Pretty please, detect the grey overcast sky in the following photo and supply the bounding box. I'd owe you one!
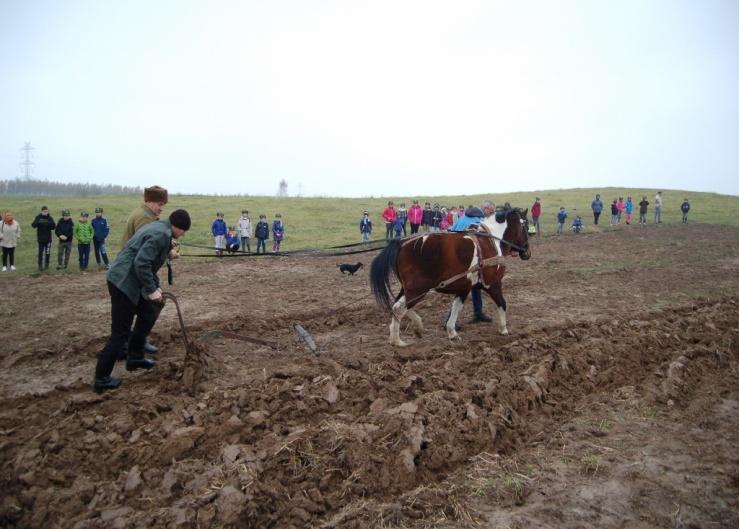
[1,0,738,197]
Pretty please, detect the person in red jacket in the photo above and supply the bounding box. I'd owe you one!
[407,200,423,234]
[382,201,397,239]
[531,197,542,236]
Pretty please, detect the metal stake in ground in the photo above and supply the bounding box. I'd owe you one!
[293,321,320,355]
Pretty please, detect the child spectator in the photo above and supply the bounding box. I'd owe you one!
[55,209,74,270]
[397,203,408,236]
[531,197,542,235]
[211,212,227,256]
[237,209,251,253]
[610,200,619,225]
[225,226,240,253]
[639,196,649,225]
[571,215,584,233]
[654,191,663,223]
[254,214,269,254]
[616,197,625,223]
[556,207,568,234]
[0,210,20,272]
[73,211,94,271]
[408,200,423,234]
[439,207,450,231]
[450,206,459,224]
[681,198,690,223]
[591,194,604,225]
[91,207,111,270]
[430,204,443,232]
[272,213,284,252]
[393,215,404,238]
[382,201,397,239]
[360,211,372,242]
[421,202,433,232]
[31,205,56,271]
[624,197,634,225]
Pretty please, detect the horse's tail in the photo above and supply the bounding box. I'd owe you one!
[369,239,401,311]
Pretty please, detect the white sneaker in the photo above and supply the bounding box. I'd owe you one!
[10,265,16,271]
[1,266,6,272]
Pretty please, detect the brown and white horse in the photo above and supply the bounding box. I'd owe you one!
[370,208,531,346]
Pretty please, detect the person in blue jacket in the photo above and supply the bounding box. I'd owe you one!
[557,207,568,234]
[225,226,240,253]
[211,212,227,256]
[91,207,111,270]
[447,200,496,325]
[591,194,604,225]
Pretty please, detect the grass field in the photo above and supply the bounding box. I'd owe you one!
[1,187,737,276]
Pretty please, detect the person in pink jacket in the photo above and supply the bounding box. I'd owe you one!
[407,199,423,234]
[616,197,625,224]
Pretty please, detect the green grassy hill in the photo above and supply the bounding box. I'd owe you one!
[1,188,737,276]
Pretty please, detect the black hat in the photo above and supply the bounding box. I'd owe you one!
[169,209,191,231]
[465,206,484,217]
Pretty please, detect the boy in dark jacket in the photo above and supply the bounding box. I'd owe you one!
[272,213,285,252]
[211,212,227,256]
[556,207,568,234]
[55,209,74,270]
[31,205,56,271]
[254,214,269,254]
[359,211,372,242]
[421,202,434,232]
[638,196,649,225]
[91,207,111,270]
[681,198,690,224]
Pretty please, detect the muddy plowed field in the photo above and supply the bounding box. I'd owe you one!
[1,223,738,528]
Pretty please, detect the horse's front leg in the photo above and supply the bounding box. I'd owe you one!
[446,295,466,340]
[486,283,509,335]
[389,295,409,347]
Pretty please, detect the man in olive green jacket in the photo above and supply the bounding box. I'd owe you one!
[94,209,191,393]
[121,185,168,354]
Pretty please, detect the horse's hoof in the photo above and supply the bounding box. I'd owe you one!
[500,330,509,336]
[449,334,462,343]
[390,340,410,348]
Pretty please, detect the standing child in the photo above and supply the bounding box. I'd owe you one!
[359,211,372,242]
[31,205,56,271]
[681,198,690,223]
[211,212,227,256]
[639,196,649,225]
[393,215,404,238]
[254,214,269,254]
[382,201,397,239]
[654,191,663,223]
[531,197,542,236]
[421,202,433,232]
[1,210,21,272]
[616,197,625,223]
[610,200,619,225]
[397,203,408,237]
[556,207,568,234]
[55,209,74,270]
[225,226,240,253]
[624,197,634,225]
[237,209,251,253]
[408,200,423,234]
[272,213,284,252]
[73,211,94,271]
[91,207,111,270]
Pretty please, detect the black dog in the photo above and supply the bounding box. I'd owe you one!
[337,262,364,275]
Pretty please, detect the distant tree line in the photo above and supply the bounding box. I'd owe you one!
[0,179,141,196]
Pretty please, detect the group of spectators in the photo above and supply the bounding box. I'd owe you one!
[361,192,693,242]
[211,210,284,256]
[0,205,112,272]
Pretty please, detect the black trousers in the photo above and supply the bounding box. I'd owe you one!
[593,212,601,225]
[93,239,109,265]
[95,281,160,379]
[37,241,51,269]
[2,247,15,267]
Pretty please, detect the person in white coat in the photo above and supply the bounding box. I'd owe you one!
[237,209,252,253]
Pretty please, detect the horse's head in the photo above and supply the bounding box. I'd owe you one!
[501,207,531,260]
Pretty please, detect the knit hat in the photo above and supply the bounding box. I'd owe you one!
[62,209,71,216]
[95,207,103,213]
[80,211,89,217]
[169,209,191,231]
[144,185,168,204]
